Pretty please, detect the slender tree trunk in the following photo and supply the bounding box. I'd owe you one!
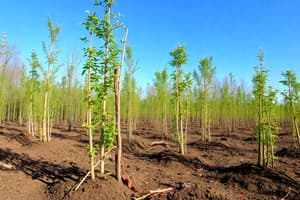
[208,112,211,142]
[270,128,274,168]
[47,90,51,142]
[176,77,180,150]
[184,98,189,153]
[68,84,72,131]
[42,90,48,142]
[179,95,184,155]
[28,89,33,136]
[293,117,300,147]
[127,71,132,141]
[115,28,127,182]
[114,70,121,181]
[87,31,95,180]
[291,103,300,147]
[100,8,111,174]
[100,100,106,174]
[163,97,168,137]
[204,91,208,142]
[258,94,263,167]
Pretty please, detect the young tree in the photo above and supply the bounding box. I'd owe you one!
[264,87,280,167]
[253,53,279,167]
[39,18,61,142]
[114,28,128,182]
[280,70,300,147]
[220,73,236,134]
[194,57,216,142]
[183,73,193,152]
[170,45,188,155]
[124,46,138,142]
[0,33,11,122]
[153,68,170,137]
[82,30,96,180]
[66,53,76,131]
[0,33,12,71]
[26,50,41,136]
[253,53,267,167]
[82,0,126,181]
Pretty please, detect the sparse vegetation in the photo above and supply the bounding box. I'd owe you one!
[0,1,299,200]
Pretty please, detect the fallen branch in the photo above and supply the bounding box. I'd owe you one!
[280,190,290,200]
[73,147,115,191]
[132,187,174,200]
[280,187,299,200]
[122,174,140,193]
[74,159,101,191]
[150,140,174,147]
[0,161,13,169]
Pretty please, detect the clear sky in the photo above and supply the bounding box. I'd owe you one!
[1,0,300,93]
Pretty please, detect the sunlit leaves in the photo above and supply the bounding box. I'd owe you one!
[252,53,279,167]
[280,69,300,147]
[194,56,216,142]
[82,0,124,176]
[169,45,187,68]
[169,45,190,154]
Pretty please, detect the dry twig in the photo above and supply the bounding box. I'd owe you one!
[0,161,13,169]
[132,187,174,200]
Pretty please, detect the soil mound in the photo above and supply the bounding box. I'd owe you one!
[275,147,300,158]
[188,141,238,155]
[122,139,147,154]
[47,177,132,200]
[166,183,232,200]
[10,133,38,146]
[215,163,300,199]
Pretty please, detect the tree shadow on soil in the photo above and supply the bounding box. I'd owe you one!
[51,132,88,144]
[275,147,300,159]
[188,141,246,156]
[0,129,37,146]
[135,149,300,198]
[0,148,85,186]
[0,123,25,133]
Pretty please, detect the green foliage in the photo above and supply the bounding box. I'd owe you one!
[82,0,124,177]
[39,17,61,142]
[28,51,40,80]
[194,56,216,142]
[170,45,190,154]
[198,57,216,82]
[280,70,300,147]
[169,45,187,67]
[152,68,171,136]
[26,50,42,135]
[101,116,117,148]
[252,52,279,167]
[122,46,139,140]
[280,70,300,107]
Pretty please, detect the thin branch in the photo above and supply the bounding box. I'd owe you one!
[132,187,174,200]
[0,161,13,169]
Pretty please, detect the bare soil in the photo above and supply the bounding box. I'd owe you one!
[0,122,299,200]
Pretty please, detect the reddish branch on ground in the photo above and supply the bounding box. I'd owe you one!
[121,174,140,193]
[121,172,175,200]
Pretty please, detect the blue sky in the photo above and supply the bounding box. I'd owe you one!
[1,0,300,93]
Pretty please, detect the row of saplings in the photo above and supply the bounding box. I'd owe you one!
[71,1,300,198]
[4,0,297,198]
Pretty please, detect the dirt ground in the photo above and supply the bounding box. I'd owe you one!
[0,121,299,200]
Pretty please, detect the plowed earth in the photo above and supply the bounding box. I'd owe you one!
[0,122,299,200]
